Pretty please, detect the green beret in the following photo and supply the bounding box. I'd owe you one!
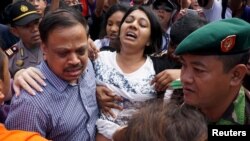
[175,18,250,55]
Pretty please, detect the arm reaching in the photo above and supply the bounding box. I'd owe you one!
[13,67,46,96]
[96,85,123,117]
[151,69,181,92]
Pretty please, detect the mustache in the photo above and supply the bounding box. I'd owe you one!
[64,64,84,72]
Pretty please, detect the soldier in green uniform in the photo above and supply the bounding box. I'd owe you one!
[4,1,42,77]
[175,18,250,125]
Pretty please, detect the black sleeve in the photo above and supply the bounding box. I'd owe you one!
[150,55,181,74]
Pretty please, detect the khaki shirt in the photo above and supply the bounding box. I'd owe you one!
[8,41,43,77]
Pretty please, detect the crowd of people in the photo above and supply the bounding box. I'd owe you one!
[0,0,250,141]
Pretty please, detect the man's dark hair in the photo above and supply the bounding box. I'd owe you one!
[217,51,250,73]
[39,8,88,44]
[170,11,207,45]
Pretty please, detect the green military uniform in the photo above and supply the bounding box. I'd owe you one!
[175,18,250,125]
[8,41,43,77]
[213,87,250,125]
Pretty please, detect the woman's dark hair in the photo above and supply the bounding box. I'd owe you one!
[39,8,88,44]
[99,3,129,39]
[117,5,163,55]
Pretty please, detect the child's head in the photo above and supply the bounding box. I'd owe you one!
[0,48,10,101]
[113,100,207,141]
[99,3,129,41]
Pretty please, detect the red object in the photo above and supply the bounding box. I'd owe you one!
[80,0,88,16]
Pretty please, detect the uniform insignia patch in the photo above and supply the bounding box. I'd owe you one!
[221,35,236,52]
[16,59,24,67]
[4,46,19,58]
[20,5,28,12]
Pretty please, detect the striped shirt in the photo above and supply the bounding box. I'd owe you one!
[5,60,99,141]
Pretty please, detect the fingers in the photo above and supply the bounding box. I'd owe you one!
[155,78,172,91]
[28,68,46,87]
[13,67,46,96]
[14,77,36,96]
[96,85,123,117]
[102,107,115,118]
[0,92,5,104]
[88,38,99,60]
[153,70,176,91]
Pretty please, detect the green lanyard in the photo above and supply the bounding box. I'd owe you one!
[216,87,245,125]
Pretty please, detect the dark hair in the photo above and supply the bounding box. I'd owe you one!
[39,8,88,43]
[113,100,207,141]
[0,48,6,80]
[217,51,250,73]
[99,3,129,39]
[170,11,207,45]
[117,6,163,55]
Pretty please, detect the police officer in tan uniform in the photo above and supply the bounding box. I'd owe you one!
[4,1,42,77]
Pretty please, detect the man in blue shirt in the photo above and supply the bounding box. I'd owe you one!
[5,8,99,141]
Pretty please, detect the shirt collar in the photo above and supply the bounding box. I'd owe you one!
[38,61,78,92]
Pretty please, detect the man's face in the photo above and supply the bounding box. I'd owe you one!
[42,23,88,83]
[27,0,47,15]
[153,8,172,31]
[180,54,232,109]
[12,19,41,48]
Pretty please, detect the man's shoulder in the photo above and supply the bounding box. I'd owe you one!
[14,89,50,107]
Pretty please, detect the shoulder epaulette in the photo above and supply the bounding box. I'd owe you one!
[4,45,19,58]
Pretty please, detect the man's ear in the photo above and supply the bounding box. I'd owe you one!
[41,43,48,60]
[41,43,48,54]
[230,64,247,86]
[10,27,20,37]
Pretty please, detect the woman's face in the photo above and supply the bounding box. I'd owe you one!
[106,11,125,41]
[119,9,151,51]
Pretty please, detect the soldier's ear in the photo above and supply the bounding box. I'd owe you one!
[230,64,247,86]
[10,27,20,37]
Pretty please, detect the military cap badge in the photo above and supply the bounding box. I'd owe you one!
[220,35,236,52]
[20,5,29,12]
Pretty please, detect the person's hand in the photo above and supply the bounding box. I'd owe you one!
[0,92,5,104]
[88,38,99,60]
[151,69,181,92]
[96,85,123,117]
[13,67,46,96]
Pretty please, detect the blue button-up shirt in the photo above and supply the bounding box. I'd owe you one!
[5,60,99,141]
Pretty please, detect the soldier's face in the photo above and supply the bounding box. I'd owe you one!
[42,23,88,83]
[180,55,233,110]
[12,19,41,48]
